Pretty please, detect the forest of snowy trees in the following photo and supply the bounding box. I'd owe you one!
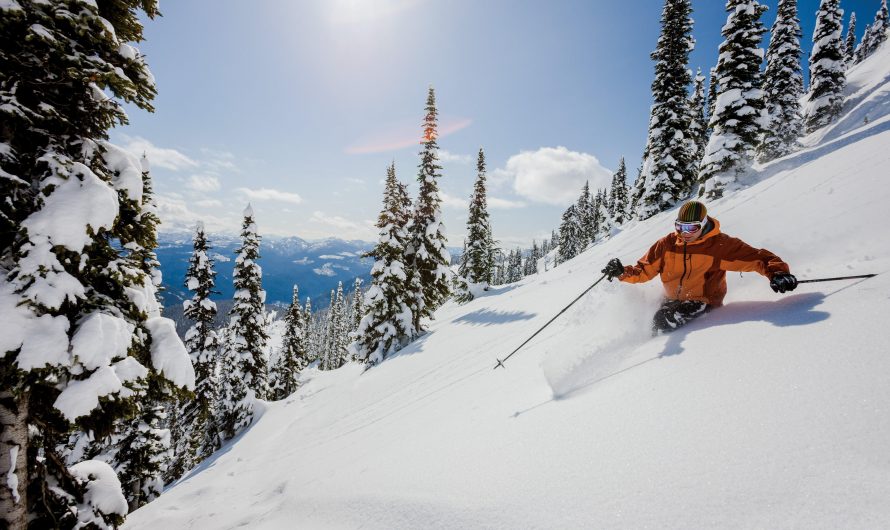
[1,0,888,527]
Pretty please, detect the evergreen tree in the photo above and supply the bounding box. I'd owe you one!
[349,164,415,365]
[855,23,873,63]
[407,86,451,333]
[332,281,348,368]
[524,241,540,276]
[594,189,611,237]
[845,12,858,64]
[689,69,709,172]
[269,285,308,400]
[636,0,696,218]
[804,0,846,133]
[758,0,804,162]
[220,205,269,440]
[706,66,719,139]
[111,404,171,512]
[557,205,583,263]
[698,0,769,199]
[608,158,630,226]
[576,182,594,248]
[868,0,889,54]
[0,1,197,525]
[463,148,494,289]
[350,278,364,334]
[167,222,220,483]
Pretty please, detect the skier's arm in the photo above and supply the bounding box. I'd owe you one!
[717,236,791,278]
[619,238,666,284]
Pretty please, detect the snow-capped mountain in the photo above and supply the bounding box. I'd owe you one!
[126,39,890,530]
[156,233,375,308]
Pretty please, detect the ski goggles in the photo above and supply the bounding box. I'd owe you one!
[674,219,706,233]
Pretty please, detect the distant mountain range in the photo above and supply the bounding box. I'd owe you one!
[156,232,376,310]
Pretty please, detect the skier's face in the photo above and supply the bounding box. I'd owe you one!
[676,223,704,243]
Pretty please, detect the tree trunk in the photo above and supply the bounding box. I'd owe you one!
[0,390,29,529]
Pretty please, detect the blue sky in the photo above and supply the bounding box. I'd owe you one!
[115,0,878,247]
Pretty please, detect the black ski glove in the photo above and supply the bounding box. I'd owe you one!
[770,272,798,293]
[602,258,625,281]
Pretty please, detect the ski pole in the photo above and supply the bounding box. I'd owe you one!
[797,273,876,284]
[494,272,609,370]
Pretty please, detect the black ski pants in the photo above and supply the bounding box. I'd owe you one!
[652,299,710,335]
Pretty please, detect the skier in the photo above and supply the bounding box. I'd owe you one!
[601,200,798,334]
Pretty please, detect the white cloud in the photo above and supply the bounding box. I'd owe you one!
[439,191,468,210]
[438,150,473,164]
[187,174,221,192]
[237,187,303,204]
[154,193,239,234]
[313,263,337,277]
[199,148,239,172]
[195,199,223,208]
[119,135,198,171]
[495,146,613,206]
[319,254,345,260]
[488,197,527,210]
[309,211,376,241]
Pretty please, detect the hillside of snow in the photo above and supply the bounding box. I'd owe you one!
[126,47,890,529]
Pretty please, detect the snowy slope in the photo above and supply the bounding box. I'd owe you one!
[126,47,890,529]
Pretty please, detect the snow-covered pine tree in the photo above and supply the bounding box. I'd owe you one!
[576,182,594,248]
[608,158,630,226]
[110,404,171,511]
[594,189,611,237]
[462,148,494,290]
[505,249,516,284]
[557,205,583,264]
[269,285,307,400]
[804,0,846,133]
[219,204,269,440]
[350,278,364,334]
[636,0,696,218]
[349,164,415,365]
[303,298,314,362]
[867,0,888,56]
[508,249,524,283]
[407,86,451,333]
[855,23,873,63]
[707,66,719,137]
[698,0,769,199]
[0,1,196,526]
[628,162,645,218]
[332,281,348,368]
[524,241,540,276]
[689,69,709,172]
[109,151,182,511]
[167,222,220,481]
[845,12,858,63]
[758,0,804,162]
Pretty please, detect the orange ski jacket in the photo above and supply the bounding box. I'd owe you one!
[619,217,791,306]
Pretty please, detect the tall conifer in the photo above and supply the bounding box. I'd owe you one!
[698,0,769,199]
[758,0,804,162]
[608,158,630,226]
[350,164,415,365]
[0,1,196,525]
[407,87,451,332]
[689,69,709,172]
[636,0,696,218]
[463,148,494,288]
[269,286,307,400]
[804,0,846,133]
[219,205,269,440]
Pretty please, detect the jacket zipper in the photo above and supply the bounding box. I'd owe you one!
[676,242,687,299]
